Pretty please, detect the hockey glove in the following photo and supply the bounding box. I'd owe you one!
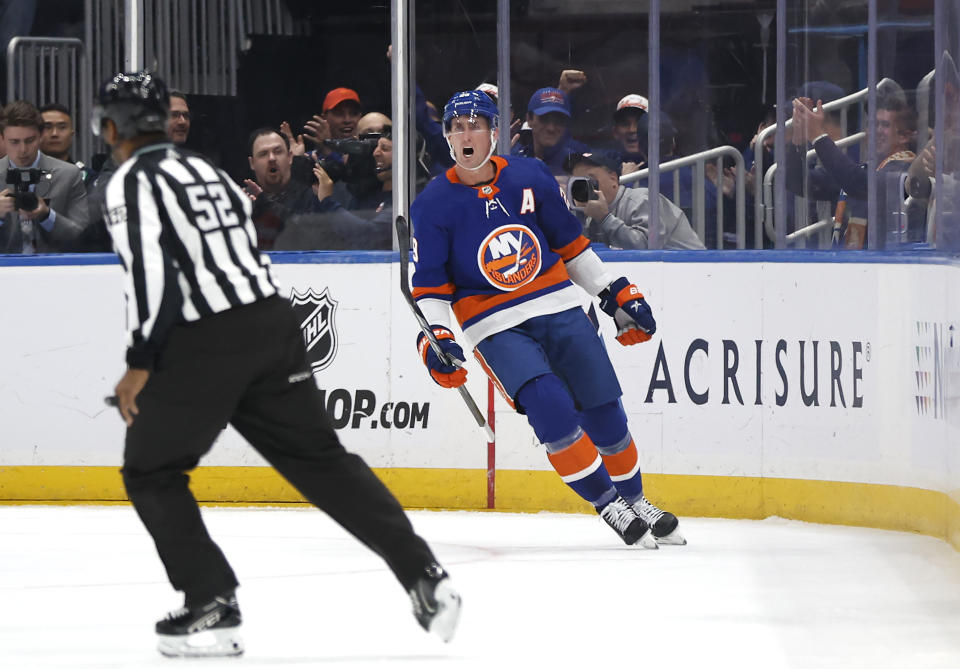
[417,326,468,388]
[598,277,657,346]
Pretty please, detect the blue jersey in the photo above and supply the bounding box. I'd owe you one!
[410,155,591,346]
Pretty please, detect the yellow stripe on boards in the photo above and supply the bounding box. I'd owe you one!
[2,466,959,551]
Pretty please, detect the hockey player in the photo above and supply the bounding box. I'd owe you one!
[410,90,685,548]
[94,71,461,657]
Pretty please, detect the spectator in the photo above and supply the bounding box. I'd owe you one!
[167,90,191,145]
[39,103,95,186]
[347,111,391,204]
[907,56,960,247]
[788,94,918,248]
[357,111,390,137]
[609,93,649,176]
[368,128,392,212]
[303,87,362,157]
[243,127,323,250]
[322,87,362,139]
[511,87,589,176]
[631,110,724,247]
[352,112,393,214]
[0,100,88,253]
[566,151,704,250]
[475,82,519,130]
[475,83,499,104]
[275,128,393,251]
[746,83,843,190]
[38,103,74,162]
[796,81,846,139]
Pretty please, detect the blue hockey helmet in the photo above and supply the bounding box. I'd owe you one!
[442,90,499,134]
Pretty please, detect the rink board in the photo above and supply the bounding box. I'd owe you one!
[1,250,959,547]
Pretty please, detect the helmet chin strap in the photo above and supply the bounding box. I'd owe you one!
[447,129,498,172]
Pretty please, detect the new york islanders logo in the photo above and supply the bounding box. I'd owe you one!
[477,225,542,291]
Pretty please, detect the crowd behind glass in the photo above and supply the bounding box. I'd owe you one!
[0,10,956,256]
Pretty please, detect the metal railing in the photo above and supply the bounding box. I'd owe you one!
[239,0,308,39]
[143,0,242,96]
[85,0,123,109]
[85,0,307,98]
[754,78,896,247]
[762,132,866,248]
[620,145,746,249]
[6,37,93,164]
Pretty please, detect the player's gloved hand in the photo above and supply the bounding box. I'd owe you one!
[598,277,656,345]
[417,326,468,388]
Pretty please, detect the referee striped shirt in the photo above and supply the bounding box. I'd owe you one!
[104,142,279,369]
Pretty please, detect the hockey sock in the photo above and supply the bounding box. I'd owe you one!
[582,400,644,504]
[596,435,643,504]
[516,375,616,508]
[544,428,617,509]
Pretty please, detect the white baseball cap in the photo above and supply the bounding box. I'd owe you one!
[615,94,649,114]
[475,83,499,101]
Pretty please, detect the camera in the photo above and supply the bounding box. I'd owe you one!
[315,156,347,183]
[5,168,43,211]
[567,176,600,208]
[323,137,379,157]
[315,137,381,185]
[517,123,533,149]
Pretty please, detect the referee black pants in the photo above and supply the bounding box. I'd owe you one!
[121,296,437,607]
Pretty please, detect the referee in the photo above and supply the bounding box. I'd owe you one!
[95,71,461,657]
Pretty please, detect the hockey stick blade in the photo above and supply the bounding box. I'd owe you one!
[396,215,494,443]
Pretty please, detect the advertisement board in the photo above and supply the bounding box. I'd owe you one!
[1,252,958,545]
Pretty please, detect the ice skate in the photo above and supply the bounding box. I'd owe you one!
[632,496,687,545]
[409,564,462,643]
[599,497,658,549]
[155,591,244,658]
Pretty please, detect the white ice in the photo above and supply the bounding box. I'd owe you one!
[2,506,960,669]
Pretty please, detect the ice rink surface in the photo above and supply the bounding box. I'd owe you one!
[2,506,960,669]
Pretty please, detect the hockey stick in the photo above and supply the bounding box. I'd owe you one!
[395,215,494,442]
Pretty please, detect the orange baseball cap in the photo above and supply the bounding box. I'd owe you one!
[322,87,361,113]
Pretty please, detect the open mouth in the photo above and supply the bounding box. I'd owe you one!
[463,147,475,157]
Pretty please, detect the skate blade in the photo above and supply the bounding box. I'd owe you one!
[157,628,244,658]
[428,579,462,643]
[654,529,687,546]
[637,529,659,550]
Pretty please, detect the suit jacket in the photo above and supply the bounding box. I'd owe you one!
[0,153,89,253]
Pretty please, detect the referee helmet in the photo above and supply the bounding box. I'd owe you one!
[92,70,170,140]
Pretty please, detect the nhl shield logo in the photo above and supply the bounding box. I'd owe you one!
[290,287,338,373]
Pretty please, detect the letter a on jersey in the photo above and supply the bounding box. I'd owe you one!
[519,188,536,214]
[477,224,542,291]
